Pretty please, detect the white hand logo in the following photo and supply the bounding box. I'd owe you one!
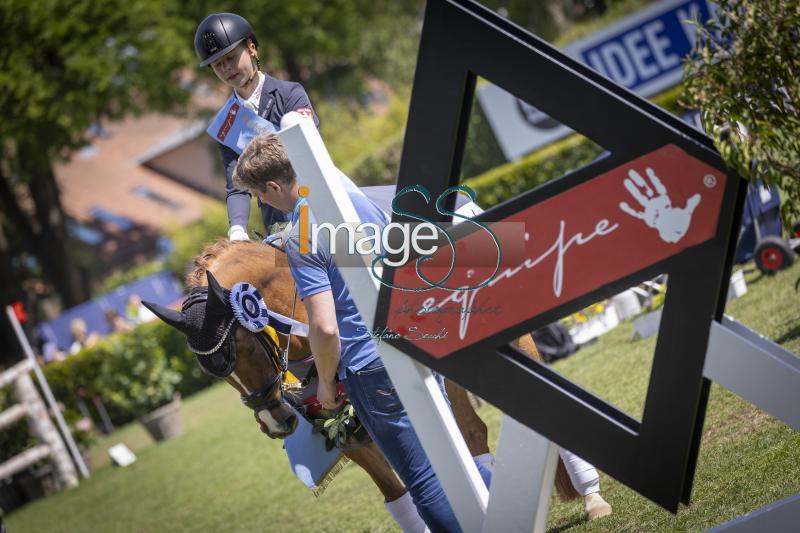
[619,167,701,244]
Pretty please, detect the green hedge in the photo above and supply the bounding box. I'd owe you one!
[165,201,229,278]
[320,89,411,178]
[464,135,603,207]
[346,85,685,201]
[463,86,686,208]
[3,257,222,464]
[0,388,38,460]
[1,318,213,467]
[345,89,509,187]
[43,320,213,431]
[94,260,167,298]
[348,131,404,186]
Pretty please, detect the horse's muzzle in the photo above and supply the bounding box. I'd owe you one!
[256,403,298,439]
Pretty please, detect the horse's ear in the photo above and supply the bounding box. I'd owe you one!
[142,301,188,334]
[205,271,229,315]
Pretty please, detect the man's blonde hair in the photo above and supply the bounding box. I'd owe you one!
[232,134,295,192]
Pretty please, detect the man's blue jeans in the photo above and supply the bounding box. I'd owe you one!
[343,359,491,533]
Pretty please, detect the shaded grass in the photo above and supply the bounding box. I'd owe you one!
[6,262,799,532]
[543,262,800,532]
[11,383,392,532]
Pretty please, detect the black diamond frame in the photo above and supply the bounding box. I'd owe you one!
[373,0,746,512]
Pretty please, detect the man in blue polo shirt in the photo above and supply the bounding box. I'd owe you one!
[233,133,485,532]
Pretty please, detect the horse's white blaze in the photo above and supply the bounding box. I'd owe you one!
[229,372,251,395]
[257,408,283,433]
[229,371,283,433]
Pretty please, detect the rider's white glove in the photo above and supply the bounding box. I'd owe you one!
[228,225,249,242]
[280,110,313,130]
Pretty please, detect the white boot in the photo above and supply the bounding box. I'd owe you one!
[584,492,612,520]
[384,491,429,533]
[558,449,612,520]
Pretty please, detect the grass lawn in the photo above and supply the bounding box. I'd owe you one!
[6,261,799,532]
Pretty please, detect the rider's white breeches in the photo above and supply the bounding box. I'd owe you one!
[558,448,600,496]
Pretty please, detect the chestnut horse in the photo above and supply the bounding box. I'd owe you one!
[149,239,578,522]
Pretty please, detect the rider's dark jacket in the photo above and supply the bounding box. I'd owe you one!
[218,72,318,232]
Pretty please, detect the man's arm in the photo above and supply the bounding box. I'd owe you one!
[303,290,343,409]
[286,233,342,409]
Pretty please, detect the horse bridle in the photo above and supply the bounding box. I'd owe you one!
[182,288,288,412]
[240,287,302,410]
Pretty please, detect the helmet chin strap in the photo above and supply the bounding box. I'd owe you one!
[243,64,258,90]
[235,62,259,101]
[240,52,262,93]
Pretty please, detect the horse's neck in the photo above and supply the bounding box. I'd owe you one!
[263,271,312,363]
[215,243,314,362]
[288,339,313,363]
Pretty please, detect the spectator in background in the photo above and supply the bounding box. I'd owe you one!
[33,329,64,365]
[105,309,133,333]
[40,339,64,364]
[69,318,99,355]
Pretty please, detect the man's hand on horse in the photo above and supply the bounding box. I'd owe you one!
[317,378,345,410]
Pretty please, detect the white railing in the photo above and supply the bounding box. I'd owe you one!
[1,306,90,492]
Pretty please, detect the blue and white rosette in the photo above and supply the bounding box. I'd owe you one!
[229,282,310,337]
[230,282,270,332]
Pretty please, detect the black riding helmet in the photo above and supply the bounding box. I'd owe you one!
[194,12,259,67]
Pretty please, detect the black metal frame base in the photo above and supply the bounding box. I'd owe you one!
[374,0,746,512]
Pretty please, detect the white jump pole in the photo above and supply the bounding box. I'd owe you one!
[278,118,490,529]
[278,116,568,532]
[5,305,90,479]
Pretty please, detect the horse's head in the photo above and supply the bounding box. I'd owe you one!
[144,271,298,439]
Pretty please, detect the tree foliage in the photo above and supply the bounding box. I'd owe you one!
[1,0,194,152]
[479,0,609,42]
[181,0,423,93]
[0,0,195,308]
[0,0,424,312]
[683,0,800,224]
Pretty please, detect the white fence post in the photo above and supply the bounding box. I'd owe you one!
[3,305,90,485]
[12,373,79,489]
[278,120,490,529]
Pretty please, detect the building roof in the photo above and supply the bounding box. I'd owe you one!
[55,112,215,231]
